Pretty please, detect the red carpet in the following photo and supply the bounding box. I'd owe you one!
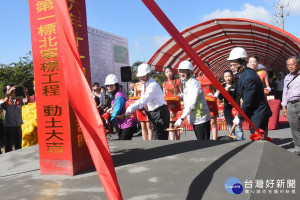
[279,114,289,124]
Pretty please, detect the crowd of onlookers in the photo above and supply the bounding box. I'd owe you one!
[1,47,299,156]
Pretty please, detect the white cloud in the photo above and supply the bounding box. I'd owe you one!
[202,3,272,23]
[152,36,170,47]
[291,0,300,15]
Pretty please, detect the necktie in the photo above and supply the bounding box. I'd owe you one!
[142,83,148,115]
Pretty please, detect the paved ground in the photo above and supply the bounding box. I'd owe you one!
[0,117,299,200]
[107,119,296,153]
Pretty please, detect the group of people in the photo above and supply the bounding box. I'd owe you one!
[102,61,216,141]
[100,47,299,155]
[1,47,299,156]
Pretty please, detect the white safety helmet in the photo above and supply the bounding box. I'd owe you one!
[105,74,119,85]
[227,47,247,61]
[137,63,151,77]
[178,60,193,70]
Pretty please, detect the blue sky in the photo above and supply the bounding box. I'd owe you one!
[0,0,300,65]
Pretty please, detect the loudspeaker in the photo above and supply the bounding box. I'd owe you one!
[120,66,132,82]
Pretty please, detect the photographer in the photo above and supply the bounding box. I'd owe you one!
[0,84,29,152]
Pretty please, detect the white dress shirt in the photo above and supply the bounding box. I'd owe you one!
[126,78,166,113]
[180,78,210,125]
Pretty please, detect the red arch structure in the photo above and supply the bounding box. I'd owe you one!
[148,18,300,76]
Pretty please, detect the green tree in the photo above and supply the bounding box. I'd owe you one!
[131,61,167,87]
[152,71,166,87]
[0,52,34,98]
[131,61,143,82]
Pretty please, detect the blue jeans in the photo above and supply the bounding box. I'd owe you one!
[224,107,243,140]
[227,123,243,140]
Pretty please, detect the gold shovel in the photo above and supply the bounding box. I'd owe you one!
[228,123,238,139]
[164,127,184,132]
[116,114,131,119]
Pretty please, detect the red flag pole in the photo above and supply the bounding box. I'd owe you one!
[141,0,260,134]
[53,0,122,199]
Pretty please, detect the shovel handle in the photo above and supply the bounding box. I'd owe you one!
[229,123,237,136]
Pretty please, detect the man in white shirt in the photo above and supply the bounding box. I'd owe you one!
[126,63,170,140]
[282,56,300,155]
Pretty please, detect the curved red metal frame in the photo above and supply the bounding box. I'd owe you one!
[148,18,300,76]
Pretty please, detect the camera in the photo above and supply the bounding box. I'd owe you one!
[15,86,25,98]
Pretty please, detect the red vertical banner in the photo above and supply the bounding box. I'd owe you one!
[29,0,123,199]
[28,0,94,176]
[28,0,75,174]
[66,0,94,174]
[28,0,94,175]
[65,1,93,170]
[67,0,91,83]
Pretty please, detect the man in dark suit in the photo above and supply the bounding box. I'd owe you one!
[227,47,272,137]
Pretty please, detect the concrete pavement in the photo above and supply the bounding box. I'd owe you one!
[0,121,299,200]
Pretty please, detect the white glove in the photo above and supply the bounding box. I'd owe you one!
[174,118,183,127]
[106,108,112,114]
[266,87,271,92]
[214,91,220,98]
[178,93,183,100]
[233,116,240,125]
[125,105,133,115]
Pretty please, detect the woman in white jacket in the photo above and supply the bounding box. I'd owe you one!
[174,60,211,140]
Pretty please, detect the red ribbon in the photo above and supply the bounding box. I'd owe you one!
[250,129,273,142]
[53,1,122,199]
[142,0,272,142]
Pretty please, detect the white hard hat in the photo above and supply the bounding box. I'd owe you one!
[137,63,151,77]
[105,74,119,85]
[178,60,193,70]
[227,47,247,61]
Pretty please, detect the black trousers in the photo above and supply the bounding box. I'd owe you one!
[0,127,2,154]
[275,91,283,102]
[0,137,1,153]
[193,120,211,140]
[224,106,234,126]
[5,126,22,152]
[148,105,170,140]
[119,125,137,140]
[249,116,270,136]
